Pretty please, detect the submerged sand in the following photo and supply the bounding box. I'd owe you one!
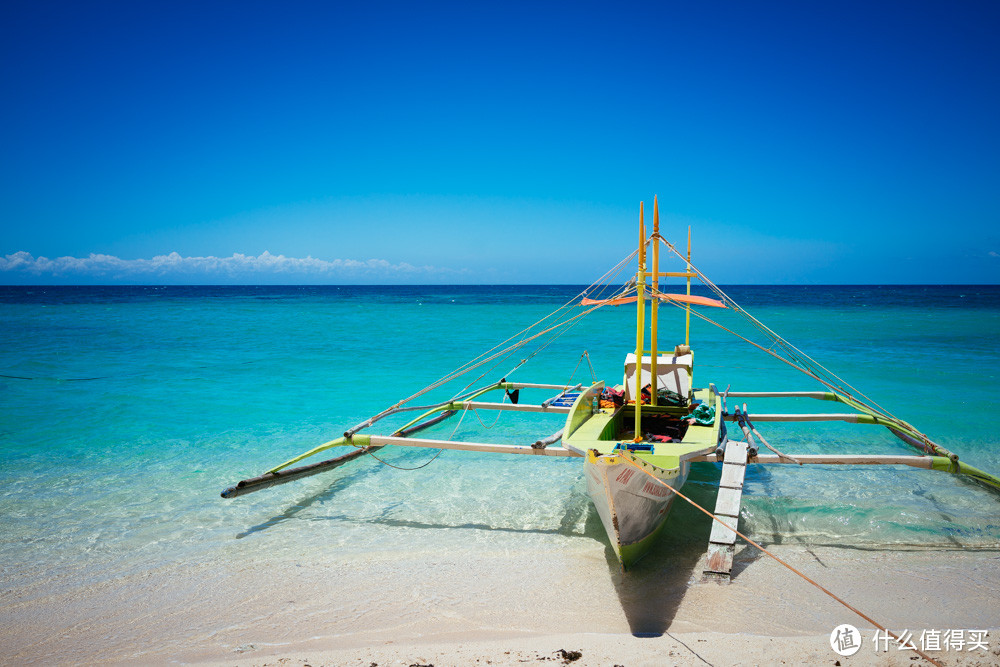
[3,541,998,665]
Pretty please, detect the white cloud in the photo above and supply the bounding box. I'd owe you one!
[0,251,457,282]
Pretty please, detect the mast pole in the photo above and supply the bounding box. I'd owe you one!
[685,225,692,347]
[634,202,646,441]
[650,196,660,406]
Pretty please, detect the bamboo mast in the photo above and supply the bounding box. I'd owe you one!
[650,196,660,406]
[685,226,692,347]
[633,202,646,441]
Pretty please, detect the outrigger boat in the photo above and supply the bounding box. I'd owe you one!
[223,197,1000,574]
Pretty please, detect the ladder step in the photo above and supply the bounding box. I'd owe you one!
[720,459,747,489]
[708,514,739,545]
[714,488,743,518]
[703,440,749,581]
[705,543,735,579]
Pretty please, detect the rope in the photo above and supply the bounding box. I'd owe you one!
[754,430,802,465]
[664,298,938,450]
[452,261,637,398]
[659,479,943,667]
[365,446,445,471]
[439,249,639,402]
[472,392,505,429]
[567,351,587,385]
[658,237,902,423]
[567,350,598,386]
[743,407,802,464]
[452,302,606,397]
[364,402,472,471]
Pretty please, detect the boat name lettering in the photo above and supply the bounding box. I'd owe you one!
[615,469,636,484]
[642,481,669,497]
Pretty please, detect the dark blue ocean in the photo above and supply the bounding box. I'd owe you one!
[2,284,999,601]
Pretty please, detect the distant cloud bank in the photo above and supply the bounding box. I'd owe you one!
[0,251,455,283]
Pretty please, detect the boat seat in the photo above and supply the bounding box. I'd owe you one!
[548,392,580,408]
[623,352,692,401]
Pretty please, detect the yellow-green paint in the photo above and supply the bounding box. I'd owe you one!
[651,196,660,406]
[563,382,605,440]
[618,506,675,568]
[685,225,692,347]
[634,202,646,441]
[268,435,349,473]
[564,386,721,462]
[392,382,513,435]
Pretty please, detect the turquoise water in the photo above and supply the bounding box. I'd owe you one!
[2,284,999,592]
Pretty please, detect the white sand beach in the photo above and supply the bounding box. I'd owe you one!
[4,541,999,665]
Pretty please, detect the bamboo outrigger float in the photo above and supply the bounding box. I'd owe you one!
[223,197,1000,573]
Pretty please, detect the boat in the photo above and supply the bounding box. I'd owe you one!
[222,197,1000,574]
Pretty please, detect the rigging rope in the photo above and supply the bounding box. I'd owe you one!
[449,259,637,399]
[658,238,894,416]
[584,350,597,382]
[363,403,472,471]
[567,350,597,386]
[659,479,943,667]
[650,237,940,452]
[472,391,505,429]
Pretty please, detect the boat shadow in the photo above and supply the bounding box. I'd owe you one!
[234,461,385,539]
[369,487,594,537]
[600,465,722,637]
[237,470,595,540]
[236,459,756,638]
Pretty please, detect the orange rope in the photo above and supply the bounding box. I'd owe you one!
[663,480,944,667]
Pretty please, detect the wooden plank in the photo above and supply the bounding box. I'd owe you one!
[463,401,572,414]
[704,543,735,580]
[703,440,748,581]
[508,382,586,390]
[714,488,743,518]
[726,391,829,398]
[708,514,739,545]
[723,413,863,423]
[688,454,935,468]
[719,461,746,488]
[367,435,583,457]
[719,441,748,483]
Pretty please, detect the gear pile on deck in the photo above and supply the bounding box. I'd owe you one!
[223,197,1000,573]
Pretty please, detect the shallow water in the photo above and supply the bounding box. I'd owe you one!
[1,284,999,595]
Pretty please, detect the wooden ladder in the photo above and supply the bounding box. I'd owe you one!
[703,440,749,582]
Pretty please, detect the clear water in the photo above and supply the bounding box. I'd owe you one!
[2,284,999,592]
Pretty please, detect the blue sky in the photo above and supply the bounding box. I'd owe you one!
[2,1,998,284]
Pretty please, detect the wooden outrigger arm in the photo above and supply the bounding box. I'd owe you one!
[221,381,582,499]
[223,380,1000,498]
[220,433,583,499]
[722,391,1000,492]
[342,381,577,437]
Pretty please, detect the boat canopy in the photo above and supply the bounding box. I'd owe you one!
[623,352,692,401]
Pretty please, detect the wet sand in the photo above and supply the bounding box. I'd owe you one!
[3,541,998,665]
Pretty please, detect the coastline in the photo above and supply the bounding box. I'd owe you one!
[4,542,998,665]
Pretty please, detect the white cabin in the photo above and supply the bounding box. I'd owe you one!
[623,348,693,402]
